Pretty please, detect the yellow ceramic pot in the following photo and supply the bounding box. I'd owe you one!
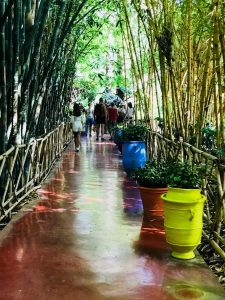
[161,187,206,259]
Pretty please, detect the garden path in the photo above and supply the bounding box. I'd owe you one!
[0,138,225,300]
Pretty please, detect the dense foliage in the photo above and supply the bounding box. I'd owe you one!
[1,0,224,155]
[134,159,206,189]
[167,161,206,189]
[119,0,225,150]
[134,161,169,188]
[122,124,147,141]
[0,0,119,153]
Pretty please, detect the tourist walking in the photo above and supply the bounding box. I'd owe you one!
[117,104,126,124]
[70,103,82,152]
[94,98,107,141]
[85,103,94,137]
[107,102,118,140]
[125,102,134,124]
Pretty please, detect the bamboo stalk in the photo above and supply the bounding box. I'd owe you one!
[203,230,225,260]
[213,0,224,147]
[0,0,7,154]
[185,0,193,141]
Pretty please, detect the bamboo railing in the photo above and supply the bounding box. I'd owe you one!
[147,131,225,260]
[0,123,72,222]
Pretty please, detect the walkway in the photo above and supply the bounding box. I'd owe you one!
[0,138,225,300]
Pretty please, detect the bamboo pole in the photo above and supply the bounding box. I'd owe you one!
[196,37,212,148]
[0,0,7,154]
[185,0,193,141]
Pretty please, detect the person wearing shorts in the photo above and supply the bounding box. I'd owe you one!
[94,98,107,141]
[70,103,82,152]
[107,102,118,140]
[125,102,134,124]
[85,103,94,137]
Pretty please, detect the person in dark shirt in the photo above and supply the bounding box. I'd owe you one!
[117,104,126,124]
[107,102,118,140]
[94,98,107,141]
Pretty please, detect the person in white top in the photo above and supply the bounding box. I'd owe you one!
[70,103,82,152]
[126,102,134,124]
[85,103,94,137]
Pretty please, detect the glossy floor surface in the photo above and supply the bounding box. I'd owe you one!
[0,138,225,300]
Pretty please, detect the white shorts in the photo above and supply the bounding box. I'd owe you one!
[73,120,82,132]
[71,116,82,132]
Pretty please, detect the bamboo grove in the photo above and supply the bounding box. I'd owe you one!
[0,0,112,154]
[1,1,224,154]
[119,0,225,152]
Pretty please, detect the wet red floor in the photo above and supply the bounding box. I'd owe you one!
[0,138,225,300]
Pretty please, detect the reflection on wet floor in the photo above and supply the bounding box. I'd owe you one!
[0,137,225,300]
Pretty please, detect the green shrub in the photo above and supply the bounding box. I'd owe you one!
[122,124,147,141]
[167,161,205,189]
[133,160,170,188]
[134,159,206,189]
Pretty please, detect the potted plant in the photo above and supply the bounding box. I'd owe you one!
[112,126,124,153]
[161,160,206,260]
[133,160,169,217]
[122,124,148,173]
[133,160,170,253]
